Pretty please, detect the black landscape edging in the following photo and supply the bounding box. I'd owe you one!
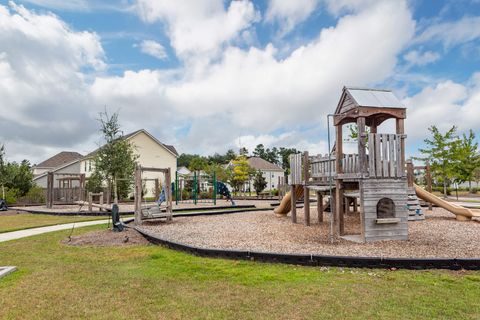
[134,227,480,270]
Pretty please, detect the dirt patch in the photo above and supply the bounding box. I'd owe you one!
[63,228,150,247]
[0,210,21,216]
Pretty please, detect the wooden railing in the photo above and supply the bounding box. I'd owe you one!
[289,133,405,185]
[367,133,404,178]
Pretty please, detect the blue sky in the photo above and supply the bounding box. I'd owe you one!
[0,0,479,163]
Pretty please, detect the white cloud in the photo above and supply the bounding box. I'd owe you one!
[134,0,259,60]
[403,76,480,142]
[414,16,480,48]
[265,0,319,36]
[0,2,105,163]
[19,0,89,11]
[95,0,415,155]
[137,40,168,60]
[404,50,440,66]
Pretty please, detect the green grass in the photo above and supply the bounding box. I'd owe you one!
[0,213,110,233]
[0,225,479,319]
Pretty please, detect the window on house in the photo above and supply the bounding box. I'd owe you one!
[88,161,92,172]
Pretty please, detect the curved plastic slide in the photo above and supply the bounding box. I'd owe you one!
[414,184,480,221]
[274,187,304,215]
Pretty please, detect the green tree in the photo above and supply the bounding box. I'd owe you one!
[239,147,249,156]
[278,147,299,175]
[253,144,267,159]
[0,144,6,199]
[92,110,138,203]
[224,149,237,161]
[415,125,460,198]
[229,156,253,192]
[205,164,229,182]
[454,130,480,191]
[188,157,208,171]
[253,170,267,195]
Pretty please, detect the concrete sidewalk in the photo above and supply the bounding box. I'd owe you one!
[0,219,110,243]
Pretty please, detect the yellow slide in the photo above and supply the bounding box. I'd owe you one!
[274,187,304,215]
[414,184,480,221]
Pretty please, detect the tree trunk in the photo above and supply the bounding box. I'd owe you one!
[443,178,447,199]
[113,176,118,204]
[469,180,472,193]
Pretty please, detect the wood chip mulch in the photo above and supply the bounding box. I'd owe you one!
[139,207,480,259]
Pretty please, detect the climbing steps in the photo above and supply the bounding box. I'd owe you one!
[407,187,424,221]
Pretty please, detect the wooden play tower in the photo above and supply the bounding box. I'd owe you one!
[290,87,419,242]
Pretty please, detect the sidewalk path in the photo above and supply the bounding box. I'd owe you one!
[0,219,109,243]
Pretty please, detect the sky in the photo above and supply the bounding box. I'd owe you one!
[0,0,479,164]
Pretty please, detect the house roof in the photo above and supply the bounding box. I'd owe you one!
[85,129,178,158]
[247,157,284,172]
[35,151,83,168]
[346,87,404,108]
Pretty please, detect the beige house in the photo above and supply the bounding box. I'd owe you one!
[33,129,178,197]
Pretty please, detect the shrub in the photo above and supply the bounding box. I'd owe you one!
[24,185,45,204]
[271,189,279,196]
[4,187,21,205]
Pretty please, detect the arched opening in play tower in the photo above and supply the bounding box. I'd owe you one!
[376,198,395,219]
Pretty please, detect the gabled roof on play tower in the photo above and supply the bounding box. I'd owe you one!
[335,87,405,114]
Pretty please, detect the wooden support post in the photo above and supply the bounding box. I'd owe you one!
[134,166,142,225]
[317,192,323,223]
[357,117,367,175]
[106,181,111,205]
[291,185,297,223]
[370,118,377,134]
[406,160,414,188]
[155,178,160,199]
[335,124,344,236]
[396,118,405,173]
[353,197,358,213]
[88,192,93,212]
[46,172,54,208]
[303,151,310,226]
[426,161,433,210]
[79,174,85,201]
[165,168,172,221]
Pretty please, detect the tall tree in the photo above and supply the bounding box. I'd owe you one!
[253,170,267,195]
[454,130,480,191]
[93,110,138,203]
[253,144,267,159]
[239,147,249,156]
[278,147,299,175]
[416,125,460,197]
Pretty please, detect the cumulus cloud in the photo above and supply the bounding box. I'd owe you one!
[136,40,168,60]
[265,0,320,36]
[95,0,414,155]
[403,75,480,142]
[134,0,259,60]
[0,2,104,162]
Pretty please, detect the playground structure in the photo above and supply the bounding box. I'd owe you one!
[134,166,173,225]
[175,171,217,205]
[275,87,480,243]
[46,172,86,208]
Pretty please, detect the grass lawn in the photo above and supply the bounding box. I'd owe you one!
[0,225,479,319]
[0,213,111,233]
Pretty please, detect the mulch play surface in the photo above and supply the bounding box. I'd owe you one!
[63,228,149,247]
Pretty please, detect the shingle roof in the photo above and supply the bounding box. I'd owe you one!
[35,151,83,168]
[247,157,284,171]
[85,129,178,158]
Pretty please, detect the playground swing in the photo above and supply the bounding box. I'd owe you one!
[135,166,173,224]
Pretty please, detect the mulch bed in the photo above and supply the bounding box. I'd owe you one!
[139,207,480,259]
[63,228,150,247]
[0,210,20,216]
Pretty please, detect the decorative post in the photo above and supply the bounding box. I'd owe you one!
[426,161,433,210]
[134,166,142,225]
[213,171,217,205]
[335,123,344,236]
[175,171,179,205]
[303,151,310,226]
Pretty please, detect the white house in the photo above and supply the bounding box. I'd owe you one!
[246,157,285,191]
[33,129,178,197]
